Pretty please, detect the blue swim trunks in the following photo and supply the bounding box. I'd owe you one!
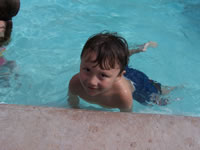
[124,66,162,105]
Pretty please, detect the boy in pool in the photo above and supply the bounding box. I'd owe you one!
[68,32,171,112]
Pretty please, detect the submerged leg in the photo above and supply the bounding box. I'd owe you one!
[161,86,180,95]
[129,41,158,56]
[150,93,169,106]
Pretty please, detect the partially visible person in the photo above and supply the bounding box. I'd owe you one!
[0,0,20,70]
[0,20,15,69]
[0,0,20,43]
[0,0,20,83]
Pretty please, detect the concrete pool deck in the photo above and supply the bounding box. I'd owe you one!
[0,104,200,150]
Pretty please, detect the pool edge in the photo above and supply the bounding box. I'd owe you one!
[0,104,199,149]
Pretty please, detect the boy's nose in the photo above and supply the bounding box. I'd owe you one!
[87,76,98,86]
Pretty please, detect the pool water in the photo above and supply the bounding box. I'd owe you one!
[1,0,200,116]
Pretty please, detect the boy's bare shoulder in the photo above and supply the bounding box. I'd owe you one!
[113,78,133,110]
[69,73,79,84]
[69,73,82,94]
[118,90,133,110]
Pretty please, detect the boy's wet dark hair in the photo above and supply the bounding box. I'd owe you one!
[81,32,129,74]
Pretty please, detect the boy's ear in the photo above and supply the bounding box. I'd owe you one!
[115,70,126,82]
[118,70,126,77]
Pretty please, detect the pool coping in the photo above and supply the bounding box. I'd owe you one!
[0,104,200,150]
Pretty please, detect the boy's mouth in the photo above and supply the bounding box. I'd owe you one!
[87,86,98,90]
[85,85,100,94]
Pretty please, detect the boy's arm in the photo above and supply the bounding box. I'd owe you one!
[67,90,80,109]
[129,41,157,56]
[118,95,133,112]
[67,75,80,109]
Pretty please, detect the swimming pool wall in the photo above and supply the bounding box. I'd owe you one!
[0,104,200,149]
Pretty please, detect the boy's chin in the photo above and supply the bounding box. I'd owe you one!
[86,91,99,97]
[84,88,101,97]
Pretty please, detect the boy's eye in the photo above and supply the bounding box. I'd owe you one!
[101,73,109,78]
[83,67,90,72]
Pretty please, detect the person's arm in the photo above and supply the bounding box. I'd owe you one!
[118,95,133,112]
[67,90,80,109]
[129,41,158,56]
[67,76,80,109]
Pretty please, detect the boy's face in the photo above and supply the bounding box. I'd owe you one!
[79,52,123,97]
